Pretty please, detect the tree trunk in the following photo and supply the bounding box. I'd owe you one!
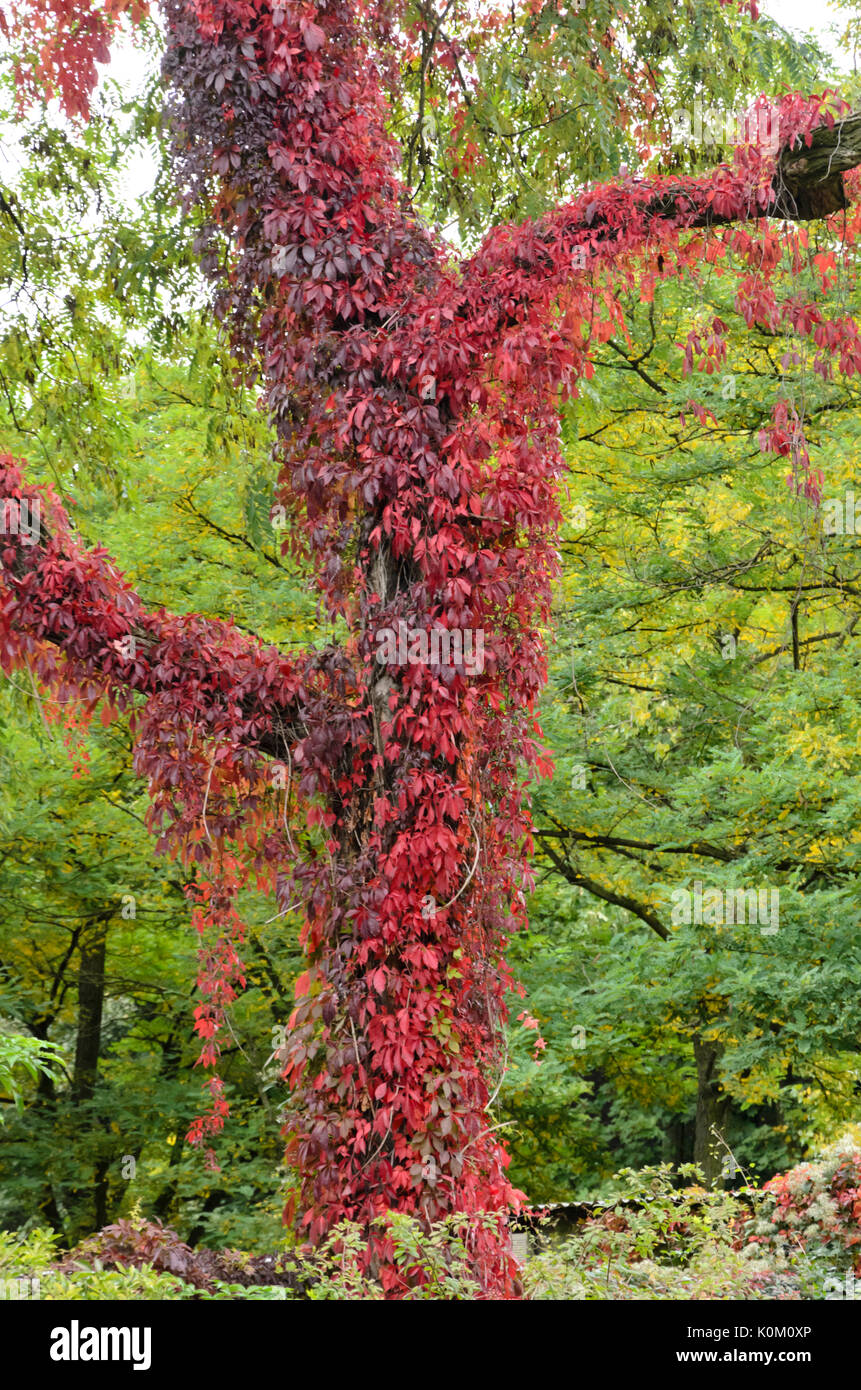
[692,1036,729,1187]
[71,916,108,1104]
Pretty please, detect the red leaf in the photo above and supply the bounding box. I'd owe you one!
[301,20,325,51]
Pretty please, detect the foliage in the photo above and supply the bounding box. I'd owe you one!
[0,1221,284,1298]
[292,1211,492,1299]
[0,346,311,1245]
[0,1033,65,1120]
[744,1134,861,1290]
[503,207,861,1195]
[1,0,861,1303]
[389,0,832,241]
[1,1207,489,1299]
[522,1163,797,1300]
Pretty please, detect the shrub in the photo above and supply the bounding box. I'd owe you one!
[3,1209,493,1300]
[8,1150,859,1301]
[296,1212,492,1300]
[56,1214,309,1296]
[742,1134,861,1295]
[522,1164,797,1301]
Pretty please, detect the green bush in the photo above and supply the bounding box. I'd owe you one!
[522,1164,797,1301]
[0,1210,490,1300]
[7,1153,859,1301]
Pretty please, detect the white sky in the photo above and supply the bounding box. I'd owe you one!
[761,0,848,63]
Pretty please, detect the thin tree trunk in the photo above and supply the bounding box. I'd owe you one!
[692,1035,729,1187]
[71,916,109,1104]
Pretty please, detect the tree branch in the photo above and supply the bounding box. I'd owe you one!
[0,461,306,765]
[536,834,669,941]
